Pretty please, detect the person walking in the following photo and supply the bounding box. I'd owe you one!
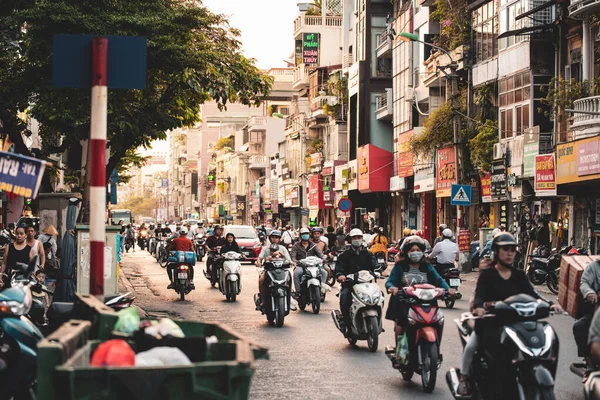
[25,225,45,272]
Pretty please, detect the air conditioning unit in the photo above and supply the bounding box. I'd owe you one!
[493,143,504,160]
[405,87,415,102]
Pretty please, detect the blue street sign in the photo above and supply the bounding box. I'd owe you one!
[0,151,46,199]
[338,197,352,212]
[53,35,147,89]
[450,184,472,206]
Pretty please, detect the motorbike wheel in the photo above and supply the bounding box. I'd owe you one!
[546,272,559,295]
[311,286,321,314]
[298,300,306,311]
[527,266,547,285]
[420,342,438,393]
[347,337,358,346]
[401,369,414,381]
[159,250,168,268]
[366,316,379,352]
[180,288,185,301]
[444,298,456,309]
[229,281,238,302]
[275,296,285,327]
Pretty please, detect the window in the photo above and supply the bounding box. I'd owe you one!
[499,0,528,50]
[472,0,498,63]
[499,71,531,137]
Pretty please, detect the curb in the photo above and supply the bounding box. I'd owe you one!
[118,262,148,319]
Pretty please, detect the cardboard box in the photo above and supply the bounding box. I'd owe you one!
[558,282,569,310]
[560,257,570,286]
[567,290,581,318]
[568,260,585,292]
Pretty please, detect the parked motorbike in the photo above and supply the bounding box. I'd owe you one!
[195,234,206,262]
[374,251,388,274]
[296,256,325,314]
[446,294,559,400]
[331,270,384,352]
[385,283,446,393]
[254,258,292,327]
[168,251,196,301]
[527,245,587,294]
[217,251,242,302]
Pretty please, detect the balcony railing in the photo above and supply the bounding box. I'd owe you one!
[571,95,600,139]
[248,116,267,132]
[293,14,343,37]
[311,95,337,117]
[422,45,466,88]
[376,31,392,59]
[569,0,600,17]
[343,53,353,69]
[248,154,268,169]
[375,90,393,121]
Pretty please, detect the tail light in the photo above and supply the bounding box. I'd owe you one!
[178,265,189,270]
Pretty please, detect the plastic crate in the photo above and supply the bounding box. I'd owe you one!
[63,293,119,340]
[37,320,266,400]
[167,251,196,266]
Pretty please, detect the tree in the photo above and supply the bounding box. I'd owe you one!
[0,0,272,186]
[116,196,157,218]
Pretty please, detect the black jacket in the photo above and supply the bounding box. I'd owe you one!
[336,246,376,286]
[220,242,241,254]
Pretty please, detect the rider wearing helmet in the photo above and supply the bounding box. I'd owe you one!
[256,229,291,308]
[456,232,562,396]
[385,236,453,350]
[428,228,459,274]
[291,227,326,298]
[325,226,338,249]
[166,227,196,289]
[310,227,328,252]
[433,224,448,246]
[335,228,377,333]
[205,224,226,283]
[368,226,388,260]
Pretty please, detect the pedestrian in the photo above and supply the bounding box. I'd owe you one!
[325,226,337,249]
[39,225,59,256]
[43,242,59,297]
[0,226,32,287]
[25,224,45,272]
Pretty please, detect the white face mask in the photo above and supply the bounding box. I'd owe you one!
[351,239,362,248]
[408,251,424,263]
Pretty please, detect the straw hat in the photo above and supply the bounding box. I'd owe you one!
[42,225,59,236]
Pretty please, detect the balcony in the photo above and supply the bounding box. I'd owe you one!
[422,45,467,88]
[375,89,393,121]
[376,31,393,59]
[248,116,267,132]
[293,64,315,89]
[343,53,353,69]
[311,95,337,118]
[248,154,268,169]
[569,0,600,18]
[571,96,600,139]
[293,14,343,38]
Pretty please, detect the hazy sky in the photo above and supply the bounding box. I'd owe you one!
[201,0,299,69]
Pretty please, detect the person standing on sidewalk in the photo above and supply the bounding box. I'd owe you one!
[26,225,45,272]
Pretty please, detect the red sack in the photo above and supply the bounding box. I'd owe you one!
[90,339,135,367]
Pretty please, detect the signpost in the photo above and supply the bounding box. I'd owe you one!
[450,184,472,206]
[337,197,352,213]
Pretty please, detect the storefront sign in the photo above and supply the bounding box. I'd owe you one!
[577,140,600,176]
[435,146,456,198]
[0,151,46,198]
[510,136,524,177]
[499,202,509,227]
[534,153,557,196]
[414,153,435,194]
[302,33,319,65]
[358,144,393,193]
[308,174,324,209]
[389,176,403,192]
[480,172,492,203]
[491,162,507,201]
[347,159,358,191]
[398,130,414,178]
[458,228,471,252]
[523,132,539,178]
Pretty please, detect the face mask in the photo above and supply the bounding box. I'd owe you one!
[351,239,362,248]
[408,251,424,263]
[301,234,310,241]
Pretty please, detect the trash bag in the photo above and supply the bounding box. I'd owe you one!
[135,346,192,367]
[90,339,135,367]
[143,318,185,339]
[113,307,141,334]
[396,333,409,366]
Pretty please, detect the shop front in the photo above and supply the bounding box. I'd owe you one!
[308,173,325,227]
[414,152,436,243]
[435,146,457,234]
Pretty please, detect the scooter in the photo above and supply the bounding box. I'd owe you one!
[331,270,384,352]
[325,250,337,287]
[204,247,221,287]
[441,268,463,309]
[385,284,446,393]
[217,251,242,302]
[195,234,206,261]
[168,251,196,301]
[254,258,292,327]
[125,236,135,252]
[374,251,388,275]
[296,256,325,314]
[137,229,148,251]
[446,295,559,400]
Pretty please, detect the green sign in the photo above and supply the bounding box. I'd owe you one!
[523,133,539,178]
[303,33,319,65]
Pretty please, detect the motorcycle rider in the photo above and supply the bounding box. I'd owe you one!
[428,228,459,274]
[336,228,377,334]
[310,227,328,253]
[456,232,562,396]
[125,224,136,252]
[256,230,291,308]
[573,258,600,376]
[385,235,454,349]
[281,226,295,247]
[369,226,388,260]
[0,225,32,288]
[291,227,326,298]
[433,224,448,246]
[205,224,226,282]
[325,226,337,249]
[220,232,241,254]
[166,227,196,290]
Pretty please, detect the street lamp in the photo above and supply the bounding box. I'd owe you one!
[399,31,465,236]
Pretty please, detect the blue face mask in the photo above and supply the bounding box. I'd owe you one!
[301,234,310,241]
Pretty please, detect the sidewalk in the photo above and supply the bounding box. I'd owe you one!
[118,259,148,318]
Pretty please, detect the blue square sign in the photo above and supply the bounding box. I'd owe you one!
[450,184,472,206]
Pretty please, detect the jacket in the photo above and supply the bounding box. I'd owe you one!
[290,241,323,264]
[220,242,241,254]
[369,234,388,255]
[385,260,449,291]
[581,260,600,297]
[336,246,376,286]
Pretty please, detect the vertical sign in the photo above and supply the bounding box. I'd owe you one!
[303,33,319,65]
[534,153,557,196]
[435,146,456,197]
[480,172,492,203]
[491,162,507,201]
[523,132,539,178]
[398,130,414,177]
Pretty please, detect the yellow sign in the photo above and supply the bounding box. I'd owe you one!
[359,156,368,175]
[556,136,600,184]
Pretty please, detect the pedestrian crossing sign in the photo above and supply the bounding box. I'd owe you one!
[450,184,472,206]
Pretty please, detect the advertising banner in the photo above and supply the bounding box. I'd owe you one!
[398,130,414,178]
[435,146,456,198]
[535,153,556,196]
[480,172,492,203]
[302,33,319,65]
[491,162,507,201]
[577,140,600,176]
[0,151,46,198]
[414,153,435,194]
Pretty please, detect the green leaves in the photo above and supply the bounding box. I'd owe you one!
[468,119,498,171]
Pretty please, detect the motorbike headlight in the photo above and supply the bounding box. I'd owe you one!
[357,292,370,303]
[0,293,31,316]
[407,316,417,326]
[371,290,382,303]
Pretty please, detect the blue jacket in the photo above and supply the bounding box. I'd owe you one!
[385,261,450,292]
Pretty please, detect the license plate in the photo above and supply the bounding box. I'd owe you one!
[449,278,461,287]
[378,259,385,264]
[246,251,254,256]
[178,273,188,279]
[333,256,337,261]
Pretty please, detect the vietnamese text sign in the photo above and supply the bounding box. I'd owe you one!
[458,228,471,252]
[302,33,319,66]
[0,151,46,199]
[436,146,456,198]
[577,140,600,176]
[491,162,507,201]
[523,132,539,178]
[534,153,557,196]
[414,153,435,193]
[398,130,414,178]
[480,172,491,203]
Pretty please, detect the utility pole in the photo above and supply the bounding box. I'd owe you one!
[451,63,463,236]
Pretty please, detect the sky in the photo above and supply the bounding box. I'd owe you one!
[201,0,300,70]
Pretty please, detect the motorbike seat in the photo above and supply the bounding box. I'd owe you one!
[48,302,74,316]
[502,293,537,305]
[532,257,549,264]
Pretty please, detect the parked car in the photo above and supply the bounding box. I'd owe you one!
[223,225,262,263]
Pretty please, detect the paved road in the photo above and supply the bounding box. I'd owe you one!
[120,250,583,400]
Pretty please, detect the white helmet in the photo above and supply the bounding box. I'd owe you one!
[491,228,501,236]
[300,227,310,235]
[349,228,363,238]
[179,227,188,235]
[442,228,453,238]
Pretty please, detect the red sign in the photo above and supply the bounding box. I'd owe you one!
[458,228,471,252]
[398,130,414,178]
[480,172,491,203]
[358,144,393,193]
[308,174,324,209]
[436,146,457,197]
[534,153,556,196]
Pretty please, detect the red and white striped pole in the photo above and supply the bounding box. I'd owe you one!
[89,37,108,299]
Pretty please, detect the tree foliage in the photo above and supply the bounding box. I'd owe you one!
[540,77,600,123]
[214,137,233,151]
[0,0,272,185]
[469,119,498,171]
[429,0,470,51]
[115,196,157,218]
[411,101,454,155]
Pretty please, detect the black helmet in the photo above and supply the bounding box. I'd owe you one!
[401,235,426,256]
[491,232,517,253]
[214,224,223,230]
[327,225,334,233]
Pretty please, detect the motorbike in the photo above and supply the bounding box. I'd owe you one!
[527,245,587,293]
[254,258,292,327]
[446,294,559,400]
[217,251,242,302]
[137,229,148,251]
[125,236,135,252]
[385,283,446,393]
[331,270,384,352]
[374,251,388,275]
[195,234,206,261]
[204,248,221,287]
[440,267,463,309]
[325,250,338,287]
[156,237,170,268]
[296,256,325,314]
[168,251,196,301]
[388,245,399,262]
